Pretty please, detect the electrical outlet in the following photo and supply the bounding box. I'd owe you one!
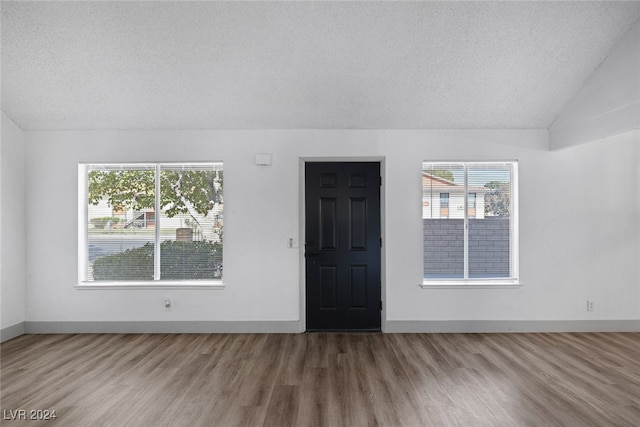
[586,300,594,312]
[164,298,173,311]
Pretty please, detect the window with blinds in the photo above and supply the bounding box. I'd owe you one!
[422,161,518,283]
[80,163,223,283]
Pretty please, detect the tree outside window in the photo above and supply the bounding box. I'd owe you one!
[82,163,223,282]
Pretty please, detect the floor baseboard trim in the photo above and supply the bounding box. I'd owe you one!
[384,320,640,333]
[1,322,26,343]
[12,320,639,336]
[24,321,303,334]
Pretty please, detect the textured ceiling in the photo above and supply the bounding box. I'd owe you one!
[2,1,640,131]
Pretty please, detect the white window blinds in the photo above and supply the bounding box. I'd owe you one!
[422,161,517,282]
[82,163,223,282]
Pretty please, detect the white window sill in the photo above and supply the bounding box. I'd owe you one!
[421,280,523,289]
[76,281,225,290]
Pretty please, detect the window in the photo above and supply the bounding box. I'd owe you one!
[468,193,476,218]
[422,161,518,284]
[439,193,450,218]
[79,163,223,284]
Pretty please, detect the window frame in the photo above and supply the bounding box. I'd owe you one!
[421,161,521,288]
[77,162,224,289]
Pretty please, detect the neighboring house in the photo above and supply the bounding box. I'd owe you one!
[88,198,223,242]
[422,173,492,219]
[112,206,155,229]
[87,200,158,229]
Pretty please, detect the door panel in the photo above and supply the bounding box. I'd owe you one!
[349,197,367,250]
[305,162,381,331]
[320,265,338,309]
[319,198,338,250]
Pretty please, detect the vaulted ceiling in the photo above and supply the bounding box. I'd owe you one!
[2,1,639,131]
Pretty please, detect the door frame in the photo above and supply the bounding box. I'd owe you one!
[299,157,387,332]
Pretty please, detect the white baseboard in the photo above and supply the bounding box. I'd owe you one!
[0,322,26,343]
[384,320,640,333]
[5,320,638,338]
[24,321,303,334]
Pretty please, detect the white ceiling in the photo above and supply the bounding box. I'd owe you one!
[2,1,640,131]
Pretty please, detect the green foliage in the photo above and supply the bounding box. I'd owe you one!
[484,181,510,216]
[429,170,455,182]
[89,217,122,229]
[161,240,222,280]
[160,169,223,218]
[92,240,222,281]
[92,243,154,280]
[88,170,155,212]
[88,168,223,222]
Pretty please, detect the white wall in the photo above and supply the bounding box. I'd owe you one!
[1,112,26,336]
[23,128,639,330]
[386,129,639,324]
[550,21,640,150]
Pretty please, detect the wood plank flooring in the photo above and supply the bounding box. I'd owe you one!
[1,332,639,426]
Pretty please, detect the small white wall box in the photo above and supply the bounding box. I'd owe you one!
[255,153,272,166]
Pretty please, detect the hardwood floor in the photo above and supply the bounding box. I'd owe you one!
[1,332,639,426]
